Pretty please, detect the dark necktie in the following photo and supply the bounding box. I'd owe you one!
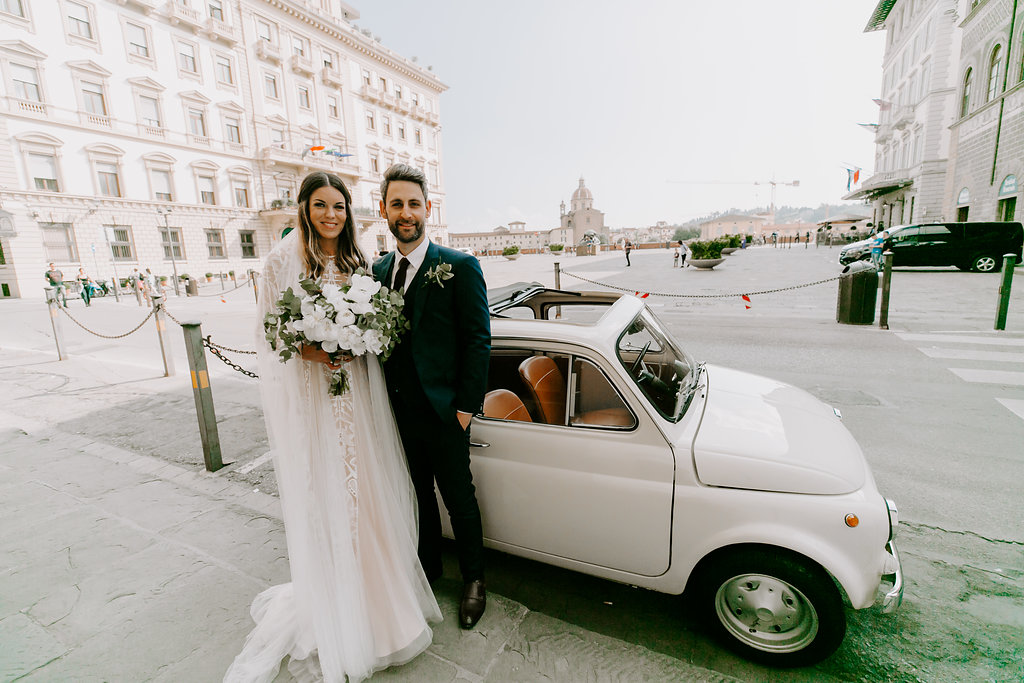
[393,257,410,291]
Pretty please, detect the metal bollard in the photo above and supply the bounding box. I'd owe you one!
[44,286,68,361]
[553,262,562,319]
[249,269,258,303]
[995,253,1017,331]
[134,281,143,306]
[879,251,894,330]
[181,321,224,472]
[151,294,176,377]
[220,272,226,291]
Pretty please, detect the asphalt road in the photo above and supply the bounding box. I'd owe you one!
[2,245,1021,681]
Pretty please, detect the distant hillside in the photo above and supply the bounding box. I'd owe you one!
[658,203,866,231]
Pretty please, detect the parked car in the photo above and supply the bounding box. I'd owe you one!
[838,221,1024,271]
[442,284,903,667]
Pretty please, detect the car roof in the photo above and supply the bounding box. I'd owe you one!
[489,286,646,349]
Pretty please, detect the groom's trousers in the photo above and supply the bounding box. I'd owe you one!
[389,384,485,584]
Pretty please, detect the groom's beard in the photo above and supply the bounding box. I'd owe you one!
[389,216,425,245]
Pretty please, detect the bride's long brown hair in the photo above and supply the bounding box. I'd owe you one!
[297,172,366,278]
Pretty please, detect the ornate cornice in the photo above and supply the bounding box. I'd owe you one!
[261,0,447,93]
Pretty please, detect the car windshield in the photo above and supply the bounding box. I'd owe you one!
[616,309,700,422]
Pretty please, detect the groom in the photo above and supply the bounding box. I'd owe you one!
[372,164,491,629]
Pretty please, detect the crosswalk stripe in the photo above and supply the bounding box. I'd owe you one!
[948,368,1024,386]
[996,398,1024,420]
[896,333,1024,347]
[919,348,1024,363]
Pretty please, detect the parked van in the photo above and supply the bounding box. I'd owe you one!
[838,222,1023,272]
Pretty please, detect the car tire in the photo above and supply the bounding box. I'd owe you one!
[970,254,999,272]
[693,549,846,667]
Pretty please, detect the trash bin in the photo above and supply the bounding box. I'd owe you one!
[836,261,877,324]
[185,278,198,297]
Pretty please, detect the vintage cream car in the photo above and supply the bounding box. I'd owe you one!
[445,285,903,667]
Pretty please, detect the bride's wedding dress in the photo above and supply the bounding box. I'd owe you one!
[226,233,440,683]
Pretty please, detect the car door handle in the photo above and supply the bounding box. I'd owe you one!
[469,440,490,448]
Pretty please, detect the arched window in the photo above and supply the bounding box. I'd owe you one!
[961,67,972,117]
[987,44,1003,101]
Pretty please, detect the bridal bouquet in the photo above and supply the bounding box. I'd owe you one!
[263,270,408,395]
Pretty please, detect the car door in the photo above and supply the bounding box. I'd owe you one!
[887,227,920,266]
[915,224,956,266]
[463,346,676,577]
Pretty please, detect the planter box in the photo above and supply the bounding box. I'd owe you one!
[504,253,521,260]
[721,247,739,255]
[689,257,725,269]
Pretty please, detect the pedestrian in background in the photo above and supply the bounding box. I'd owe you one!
[624,241,632,267]
[77,267,94,307]
[44,262,67,307]
[680,241,689,268]
[871,230,889,268]
[673,245,680,267]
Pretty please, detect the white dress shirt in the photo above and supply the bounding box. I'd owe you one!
[392,237,430,290]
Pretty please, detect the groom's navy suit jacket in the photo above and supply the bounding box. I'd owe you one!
[372,241,490,423]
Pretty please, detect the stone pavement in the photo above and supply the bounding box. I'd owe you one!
[0,353,738,682]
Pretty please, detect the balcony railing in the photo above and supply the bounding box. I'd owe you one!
[260,146,360,175]
[80,112,111,128]
[321,66,343,88]
[15,99,46,116]
[188,133,210,146]
[255,41,282,64]
[164,1,202,31]
[139,124,165,138]
[205,17,238,44]
[289,54,314,76]
[891,105,915,129]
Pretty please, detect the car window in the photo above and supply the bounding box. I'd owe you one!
[617,310,697,422]
[891,227,919,244]
[481,348,635,430]
[569,357,636,429]
[917,225,953,242]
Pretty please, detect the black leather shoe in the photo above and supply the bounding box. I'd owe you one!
[459,579,486,629]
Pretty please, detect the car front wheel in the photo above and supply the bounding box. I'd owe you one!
[694,550,846,667]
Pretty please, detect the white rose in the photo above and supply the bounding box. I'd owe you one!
[362,328,384,355]
[335,308,356,327]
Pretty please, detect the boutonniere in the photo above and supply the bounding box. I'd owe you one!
[422,262,454,288]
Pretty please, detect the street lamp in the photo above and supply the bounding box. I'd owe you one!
[158,208,180,296]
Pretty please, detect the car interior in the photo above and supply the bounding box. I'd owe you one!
[480,348,635,429]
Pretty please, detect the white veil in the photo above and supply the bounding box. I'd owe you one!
[225,232,440,683]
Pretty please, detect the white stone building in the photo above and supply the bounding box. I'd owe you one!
[0,0,447,299]
[699,213,768,240]
[844,0,962,229]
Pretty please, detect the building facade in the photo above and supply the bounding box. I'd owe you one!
[699,213,768,240]
[846,0,962,229]
[0,0,447,299]
[945,0,1024,222]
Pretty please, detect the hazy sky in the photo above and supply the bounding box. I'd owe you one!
[355,1,885,233]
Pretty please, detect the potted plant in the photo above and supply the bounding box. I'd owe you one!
[179,273,190,281]
[721,235,741,255]
[205,272,214,283]
[503,245,521,260]
[549,243,564,253]
[688,240,728,269]
[229,269,236,281]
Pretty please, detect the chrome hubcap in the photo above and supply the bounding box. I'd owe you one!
[976,257,996,272]
[714,573,818,653]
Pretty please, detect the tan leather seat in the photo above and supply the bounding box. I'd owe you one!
[518,356,566,425]
[483,389,533,422]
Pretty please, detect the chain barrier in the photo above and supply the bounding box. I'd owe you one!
[58,303,156,339]
[559,269,842,299]
[195,276,253,297]
[203,336,259,379]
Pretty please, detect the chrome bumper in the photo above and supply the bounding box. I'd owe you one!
[881,538,904,612]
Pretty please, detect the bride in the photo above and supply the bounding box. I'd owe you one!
[225,172,441,683]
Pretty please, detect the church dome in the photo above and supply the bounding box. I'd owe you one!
[572,177,592,201]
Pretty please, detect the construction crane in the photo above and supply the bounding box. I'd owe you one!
[667,179,800,213]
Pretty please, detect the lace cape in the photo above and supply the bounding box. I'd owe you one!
[225,232,440,683]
